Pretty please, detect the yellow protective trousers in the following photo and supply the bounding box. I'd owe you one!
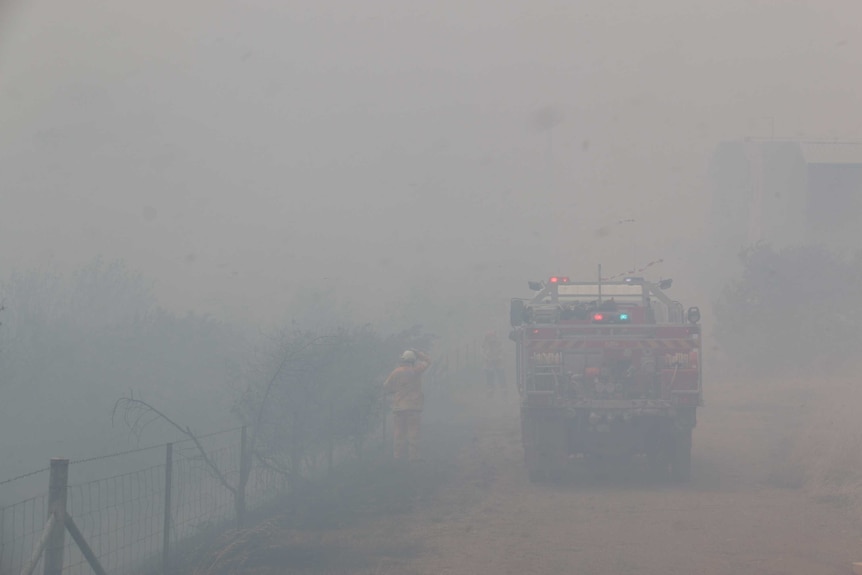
[392,409,422,461]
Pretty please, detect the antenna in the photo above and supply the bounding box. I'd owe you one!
[601,258,665,282]
[597,264,602,304]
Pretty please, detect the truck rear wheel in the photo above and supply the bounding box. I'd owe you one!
[646,447,669,479]
[671,429,693,482]
[522,408,568,482]
[644,425,667,479]
[527,463,548,483]
[525,443,558,482]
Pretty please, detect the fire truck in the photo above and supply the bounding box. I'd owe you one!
[510,275,702,481]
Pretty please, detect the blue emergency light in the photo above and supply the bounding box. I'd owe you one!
[592,312,631,324]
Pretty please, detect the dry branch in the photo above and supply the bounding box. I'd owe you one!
[113,396,238,496]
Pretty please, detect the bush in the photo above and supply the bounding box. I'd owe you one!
[714,243,862,374]
[0,258,242,481]
[233,323,434,478]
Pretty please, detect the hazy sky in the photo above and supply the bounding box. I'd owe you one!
[2,0,860,323]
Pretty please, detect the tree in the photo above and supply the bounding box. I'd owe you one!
[714,243,862,374]
[0,258,241,477]
[232,322,434,479]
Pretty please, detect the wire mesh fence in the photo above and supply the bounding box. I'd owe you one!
[0,491,49,575]
[0,427,286,575]
[171,444,238,545]
[64,464,164,575]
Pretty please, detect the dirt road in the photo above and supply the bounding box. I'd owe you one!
[407,385,862,575]
[197,378,862,575]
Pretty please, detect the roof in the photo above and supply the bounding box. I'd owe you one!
[557,284,643,299]
[798,141,862,165]
[734,139,862,165]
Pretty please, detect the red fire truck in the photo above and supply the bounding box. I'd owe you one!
[510,275,702,481]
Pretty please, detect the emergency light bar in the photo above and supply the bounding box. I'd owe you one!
[592,311,631,324]
[549,276,570,284]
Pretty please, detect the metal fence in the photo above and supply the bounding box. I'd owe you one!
[0,427,285,575]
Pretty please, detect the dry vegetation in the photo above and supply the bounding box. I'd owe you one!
[181,378,467,575]
[718,365,862,524]
[180,449,453,575]
[714,244,862,523]
[791,372,862,516]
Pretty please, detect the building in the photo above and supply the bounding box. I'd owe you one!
[708,138,862,264]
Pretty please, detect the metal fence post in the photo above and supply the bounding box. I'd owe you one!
[44,459,68,575]
[381,407,388,451]
[162,443,173,575]
[237,426,247,529]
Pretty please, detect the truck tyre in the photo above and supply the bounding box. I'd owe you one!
[522,411,543,482]
[671,429,692,482]
[528,457,566,482]
[646,447,669,480]
[525,442,554,483]
[522,408,567,482]
[644,427,669,479]
[528,464,548,483]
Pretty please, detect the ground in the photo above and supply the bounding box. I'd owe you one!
[190,374,862,575]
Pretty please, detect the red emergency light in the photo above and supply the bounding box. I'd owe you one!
[549,276,559,283]
[592,312,630,324]
[549,276,570,284]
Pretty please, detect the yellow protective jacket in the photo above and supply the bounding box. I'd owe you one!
[383,352,431,411]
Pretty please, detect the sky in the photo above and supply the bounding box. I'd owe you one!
[1,0,861,324]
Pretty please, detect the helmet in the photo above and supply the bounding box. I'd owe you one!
[400,350,417,363]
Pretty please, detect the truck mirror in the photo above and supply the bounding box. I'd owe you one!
[659,278,673,290]
[687,306,701,324]
[511,300,526,327]
[528,281,543,291]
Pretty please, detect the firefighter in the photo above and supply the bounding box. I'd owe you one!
[481,330,506,397]
[383,349,431,461]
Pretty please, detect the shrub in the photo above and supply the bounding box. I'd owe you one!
[233,323,434,478]
[713,243,862,374]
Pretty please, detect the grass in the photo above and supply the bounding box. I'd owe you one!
[184,453,452,575]
[280,455,454,529]
[184,370,476,575]
[755,370,862,524]
[185,412,464,575]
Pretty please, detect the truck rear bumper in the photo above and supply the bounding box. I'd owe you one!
[524,395,675,413]
[521,402,697,459]
[566,398,674,412]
